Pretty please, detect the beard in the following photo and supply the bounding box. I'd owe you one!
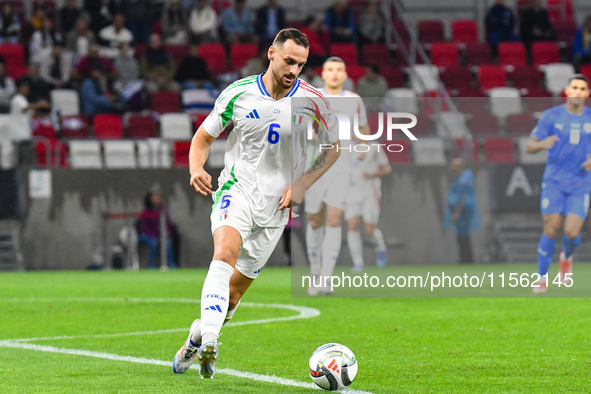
[272,65,296,89]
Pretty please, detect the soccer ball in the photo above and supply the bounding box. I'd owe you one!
[309,343,358,391]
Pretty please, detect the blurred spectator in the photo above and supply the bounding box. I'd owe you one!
[29,16,64,63]
[0,1,21,43]
[66,16,96,61]
[356,64,387,113]
[140,33,181,93]
[162,0,188,44]
[139,189,177,269]
[72,43,116,82]
[357,0,383,46]
[59,0,81,34]
[255,0,286,47]
[98,13,134,59]
[30,9,45,32]
[0,62,15,113]
[444,158,480,264]
[485,0,518,55]
[189,0,218,44]
[325,0,355,43]
[24,63,52,105]
[573,16,591,71]
[40,44,74,89]
[79,68,119,115]
[120,0,152,44]
[520,0,554,48]
[239,49,268,78]
[299,66,323,88]
[181,0,196,11]
[299,16,329,67]
[10,77,50,141]
[86,0,115,34]
[221,0,255,45]
[114,43,139,88]
[174,44,213,90]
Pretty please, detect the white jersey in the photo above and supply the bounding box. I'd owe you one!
[202,74,338,227]
[350,148,389,196]
[306,88,368,174]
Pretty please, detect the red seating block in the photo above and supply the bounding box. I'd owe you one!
[93,114,124,139]
[127,115,157,138]
[151,90,181,114]
[451,20,479,43]
[484,138,515,163]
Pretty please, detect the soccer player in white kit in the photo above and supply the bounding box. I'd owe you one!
[171,29,341,379]
[346,148,391,272]
[305,57,369,294]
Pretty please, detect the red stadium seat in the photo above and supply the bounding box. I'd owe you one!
[93,114,124,139]
[60,115,89,138]
[32,120,56,140]
[506,113,537,135]
[151,90,181,114]
[192,113,209,129]
[531,41,560,66]
[127,115,157,138]
[164,44,188,66]
[330,43,358,65]
[230,43,259,70]
[510,65,543,89]
[484,138,515,163]
[451,20,479,44]
[440,66,473,91]
[362,43,391,66]
[174,141,191,166]
[468,111,500,135]
[380,65,404,88]
[523,92,553,112]
[384,139,411,163]
[547,0,573,23]
[498,42,527,67]
[0,44,25,79]
[553,19,577,45]
[421,91,451,115]
[464,42,492,66]
[454,138,479,162]
[580,65,591,82]
[346,64,366,84]
[454,92,487,115]
[418,20,444,44]
[430,43,459,68]
[198,43,227,74]
[35,139,67,167]
[478,65,506,90]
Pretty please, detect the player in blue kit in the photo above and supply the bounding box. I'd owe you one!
[526,74,591,293]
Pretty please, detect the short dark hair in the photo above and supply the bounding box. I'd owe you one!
[569,74,590,87]
[368,63,380,74]
[16,76,29,89]
[323,56,345,65]
[273,28,309,49]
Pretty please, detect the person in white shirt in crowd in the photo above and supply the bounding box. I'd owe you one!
[39,44,74,89]
[99,13,134,59]
[190,0,218,44]
[29,16,64,64]
[66,16,96,62]
[0,62,15,113]
[163,0,188,44]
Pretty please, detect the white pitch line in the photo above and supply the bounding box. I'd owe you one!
[0,341,374,394]
[2,298,320,343]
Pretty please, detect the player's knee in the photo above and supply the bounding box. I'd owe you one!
[543,225,558,238]
[326,215,342,227]
[348,220,359,231]
[213,249,238,266]
[365,226,374,237]
[564,227,580,239]
[309,215,323,229]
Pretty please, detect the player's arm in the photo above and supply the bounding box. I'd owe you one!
[278,141,341,210]
[526,135,559,153]
[189,125,216,195]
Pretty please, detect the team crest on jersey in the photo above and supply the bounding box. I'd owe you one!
[273,109,281,114]
[220,209,229,221]
[293,114,303,125]
[584,123,591,133]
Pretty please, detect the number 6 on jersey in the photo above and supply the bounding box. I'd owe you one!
[268,123,280,144]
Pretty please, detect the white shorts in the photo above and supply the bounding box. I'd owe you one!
[305,171,350,214]
[211,189,285,279]
[344,187,382,224]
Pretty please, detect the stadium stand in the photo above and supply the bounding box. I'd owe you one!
[382,88,419,113]
[478,65,507,90]
[417,20,445,44]
[93,115,124,139]
[127,115,158,139]
[173,141,191,167]
[103,141,137,169]
[498,42,528,68]
[151,90,181,114]
[517,136,547,164]
[412,138,446,165]
[409,64,439,94]
[488,87,523,119]
[198,43,227,74]
[464,42,493,65]
[60,116,90,139]
[160,113,192,140]
[451,20,479,43]
[506,113,537,135]
[230,43,259,70]
[383,139,411,163]
[50,90,80,117]
[330,44,359,65]
[454,138,480,162]
[543,63,575,95]
[362,43,390,66]
[531,41,561,65]
[484,138,516,163]
[510,65,544,90]
[430,43,460,69]
[68,140,102,169]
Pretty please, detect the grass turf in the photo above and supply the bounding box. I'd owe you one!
[1,267,591,393]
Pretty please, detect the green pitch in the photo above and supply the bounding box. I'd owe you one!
[1,267,590,393]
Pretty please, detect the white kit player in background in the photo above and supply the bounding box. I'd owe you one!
[346,147,391,272]
[172,29,340,379]
[305,57,369,295]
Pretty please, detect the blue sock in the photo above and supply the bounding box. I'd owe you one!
[563,234,581,259]
[537,234,556,276]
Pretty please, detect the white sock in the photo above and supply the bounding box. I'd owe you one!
[320,226,342,278]
[200,260,234,344]
[347,230,364,267]
[370,228,386,252]
[306,223,323,277]
[224,299,241,324]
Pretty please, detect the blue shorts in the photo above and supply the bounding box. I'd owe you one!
[540,182,590,219]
